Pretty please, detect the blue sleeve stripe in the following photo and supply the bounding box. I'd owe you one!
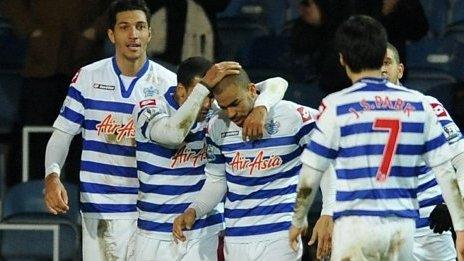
[80,181,138,194]
[60,107,84,126]
[225,221,291,237]
[220,136,296,152]
[341,122,424,137]
[424,134,447,153]
[85,98,134,114]
[333,209,418,220]
[137,200,190,214]
[417,178,438,193]
[415,217,429,228]
[227,184,297,202]
[83,139,135,157]
[418,194,443,208]
[225,203,294,219]
[138,213,223,232]
[67,86,85,105]
[295,122,316,142]
[307,141,338,159]
[137,160,205,176]
[81,160,137,178]
[139,179,205,195]
[80,202,136,213]
[226,165,301,186]
[206,137,221,149]
[338,144,423,157]
[336,166,428,179]
[438,119,453,127]
[209,154,227,164]
[336,188,416,201]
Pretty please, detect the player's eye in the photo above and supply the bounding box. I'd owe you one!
[136,24,147,30]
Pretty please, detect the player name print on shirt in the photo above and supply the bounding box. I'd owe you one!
[229,151,283,176]
[170,145,207,168]
[349,96,416,119]
[96,114,135,143]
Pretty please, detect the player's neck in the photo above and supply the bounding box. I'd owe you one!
[115,54,147,77]
[348,69,382,84]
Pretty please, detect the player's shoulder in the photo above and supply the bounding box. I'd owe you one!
[270,100,318,124]
[149,60,177,83]
[206,112,232,140]
[80,57,112,74]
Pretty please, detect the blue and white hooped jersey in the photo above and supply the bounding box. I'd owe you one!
[133,86,223,240]
[301,77,452,221]
[415,95,464,236]
[206,100,318,242]
[53,57,177,219]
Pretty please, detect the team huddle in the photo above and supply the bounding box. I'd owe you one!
[42,0,464,260]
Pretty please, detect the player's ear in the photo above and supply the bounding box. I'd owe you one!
[398,63,404,80]
[107,29,115,44]
[247,83,257,95]
[147,26,152,41]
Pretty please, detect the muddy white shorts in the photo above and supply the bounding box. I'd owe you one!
[127,229,219,261]
[224,236,302,261]
[413,231,456,261]
[331,216,415,261]
[82,217,137,261]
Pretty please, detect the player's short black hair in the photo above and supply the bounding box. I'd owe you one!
[214,68,251,95]
[387,42,401,64]
[177,57,213,89]
[108,0,151,29]
[334,15,387,73]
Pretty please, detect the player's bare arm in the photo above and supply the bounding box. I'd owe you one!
[242,77,288,141]
[290,164,324,252]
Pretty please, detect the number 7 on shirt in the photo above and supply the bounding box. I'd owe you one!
[373,118,401,182]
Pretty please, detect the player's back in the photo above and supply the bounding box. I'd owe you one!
[313,77,450,220]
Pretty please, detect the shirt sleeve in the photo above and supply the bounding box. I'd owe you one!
[254,77,288,111]
[300,98,340,171]
[53,69,87,135]
[422,99,453,167]
[427,96,464,159]
[295,106,319,147]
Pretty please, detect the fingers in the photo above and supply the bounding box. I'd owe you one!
[44,186,69,214]
[308,226,318,246]
[290,237,299,252]
[172,217,187,242]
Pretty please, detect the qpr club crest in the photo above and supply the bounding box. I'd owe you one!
[143,86,158,97]
[265,120,280,135]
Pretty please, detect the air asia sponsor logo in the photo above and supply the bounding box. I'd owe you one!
[171,145,207,167]
[139,99,156,108]
[96,114,135,142]
[229,151,282,175]
[93,83,115,90]
[430,102,448,118]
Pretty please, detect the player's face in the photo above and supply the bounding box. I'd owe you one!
[177,81,214,122]
[215,83,257,127]
[381,48,404,84]
[108,10,151,62]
